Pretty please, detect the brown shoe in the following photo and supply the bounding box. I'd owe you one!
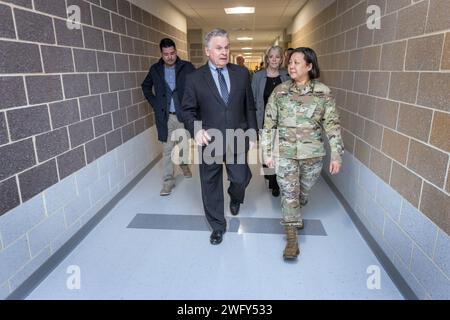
[283,226,299,260]
[181,165,192,178]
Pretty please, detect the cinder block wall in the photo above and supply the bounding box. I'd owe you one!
[0,0,187,297]
[292,0,449,299]
[187,28,205,68]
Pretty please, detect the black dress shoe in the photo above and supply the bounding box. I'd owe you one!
[210,230,224,245]
[230,200,240,216]
[272,188,280,197]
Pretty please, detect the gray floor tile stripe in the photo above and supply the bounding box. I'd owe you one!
[128,213,211,231]
[127,214,327,236]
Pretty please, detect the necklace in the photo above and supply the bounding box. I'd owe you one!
[266,67,279,77]
[271,77,278,85]
[268,76,279,86]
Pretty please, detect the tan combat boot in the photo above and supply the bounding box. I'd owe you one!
[283,226,299,260]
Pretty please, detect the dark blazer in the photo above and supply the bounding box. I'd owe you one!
[181,63,257,156]
[141,57,195,142]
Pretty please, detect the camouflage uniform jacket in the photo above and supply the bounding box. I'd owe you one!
[261,79,344,164]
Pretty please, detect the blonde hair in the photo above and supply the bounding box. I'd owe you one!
[264,46,284,69]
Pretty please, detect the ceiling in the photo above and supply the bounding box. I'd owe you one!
[168,0,308,57]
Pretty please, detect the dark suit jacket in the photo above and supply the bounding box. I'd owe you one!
[141,57,195,142]
[182,63,257,156]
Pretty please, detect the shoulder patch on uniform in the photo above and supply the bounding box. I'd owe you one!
[313,81,331,94]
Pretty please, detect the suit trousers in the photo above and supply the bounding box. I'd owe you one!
[199,152,252,232]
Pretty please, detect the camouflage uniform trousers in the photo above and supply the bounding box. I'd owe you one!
[275,156,323,226]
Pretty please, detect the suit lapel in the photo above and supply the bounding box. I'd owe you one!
[202,64,227,107]
[227,63,237,107]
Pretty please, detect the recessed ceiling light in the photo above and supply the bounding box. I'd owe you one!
[243,52,252,55]
[241,47,252,50]
[237,37,253,41]
[224,7,255,14]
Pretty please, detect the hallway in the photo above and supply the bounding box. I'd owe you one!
[26,147,402,299]
[0,0,449,300]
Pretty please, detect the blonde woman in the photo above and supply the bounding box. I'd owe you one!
[251,46,290,197]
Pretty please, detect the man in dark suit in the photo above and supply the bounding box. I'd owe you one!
[142,38,195,196]
[182,29,257,245]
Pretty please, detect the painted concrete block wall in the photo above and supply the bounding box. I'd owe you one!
[0,0,189,216]
[290,0,450,299]
[324,153,450,299]
[187,29,206,68]
[0,0,185,298]
[0,127,160,298]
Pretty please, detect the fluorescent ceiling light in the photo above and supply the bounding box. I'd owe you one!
[224,7,255,14]
[241,47,252,50]
[243,52,252,55]
[237,37,253,41]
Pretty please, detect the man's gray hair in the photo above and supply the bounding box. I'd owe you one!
[204,28,229,48]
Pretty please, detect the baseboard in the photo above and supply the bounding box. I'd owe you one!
[6,154,162,300]
[321,172,418,300]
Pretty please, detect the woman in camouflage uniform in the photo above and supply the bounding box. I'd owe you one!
[261,47,344,260]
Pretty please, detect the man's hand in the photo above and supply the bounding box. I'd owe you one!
[265,157,274,168]
[329,160,341,175]
[195,129,211,146]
